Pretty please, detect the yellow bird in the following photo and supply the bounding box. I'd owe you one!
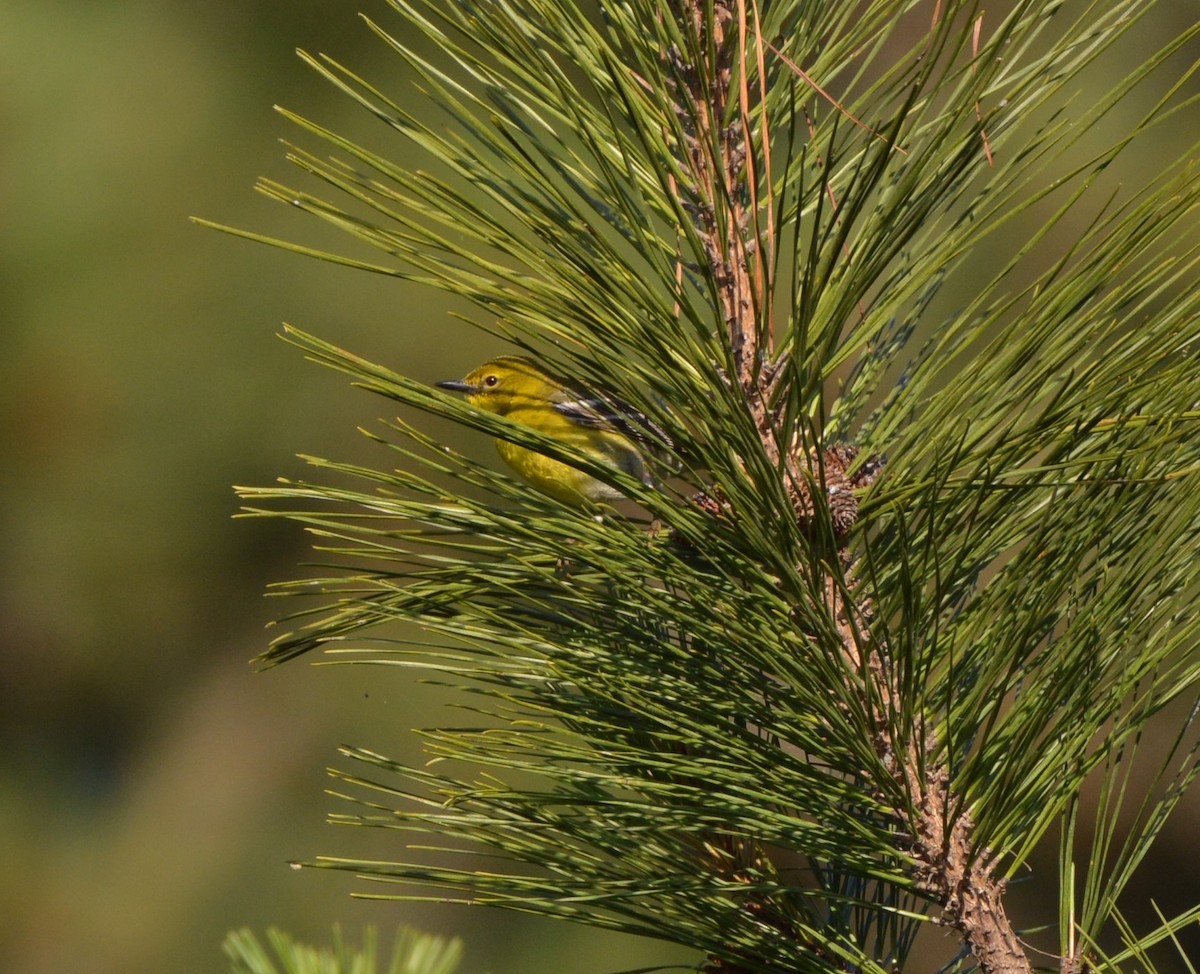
[437,356,670,506]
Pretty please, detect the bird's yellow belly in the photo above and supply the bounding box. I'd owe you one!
[495,440,621,504]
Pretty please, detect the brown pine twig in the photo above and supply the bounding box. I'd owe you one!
[670,6,1034,972]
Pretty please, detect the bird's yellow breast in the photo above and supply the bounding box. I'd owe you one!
[495,439,619,504]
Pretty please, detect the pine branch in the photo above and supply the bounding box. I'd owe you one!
[210,2,1200,972]
[670,5,1034,969]
[673,1,773,420]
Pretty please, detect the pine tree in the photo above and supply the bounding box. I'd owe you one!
[201,2,1200,972]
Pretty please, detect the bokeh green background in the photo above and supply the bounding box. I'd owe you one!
[1,2,1197,972]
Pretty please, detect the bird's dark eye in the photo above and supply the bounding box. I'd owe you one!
[484,374,499,387]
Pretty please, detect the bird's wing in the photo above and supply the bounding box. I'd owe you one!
[551,390,674,454]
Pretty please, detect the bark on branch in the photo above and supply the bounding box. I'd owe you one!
[673,3,1034,971]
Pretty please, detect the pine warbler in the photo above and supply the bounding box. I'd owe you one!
[437,356,670,505]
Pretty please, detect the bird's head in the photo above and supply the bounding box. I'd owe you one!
[437,356,561,416]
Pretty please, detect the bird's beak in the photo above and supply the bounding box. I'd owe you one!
[436,378,477,394]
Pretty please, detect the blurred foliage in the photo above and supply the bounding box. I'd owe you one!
[0,1,1196,973]
[224,925,463,974]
